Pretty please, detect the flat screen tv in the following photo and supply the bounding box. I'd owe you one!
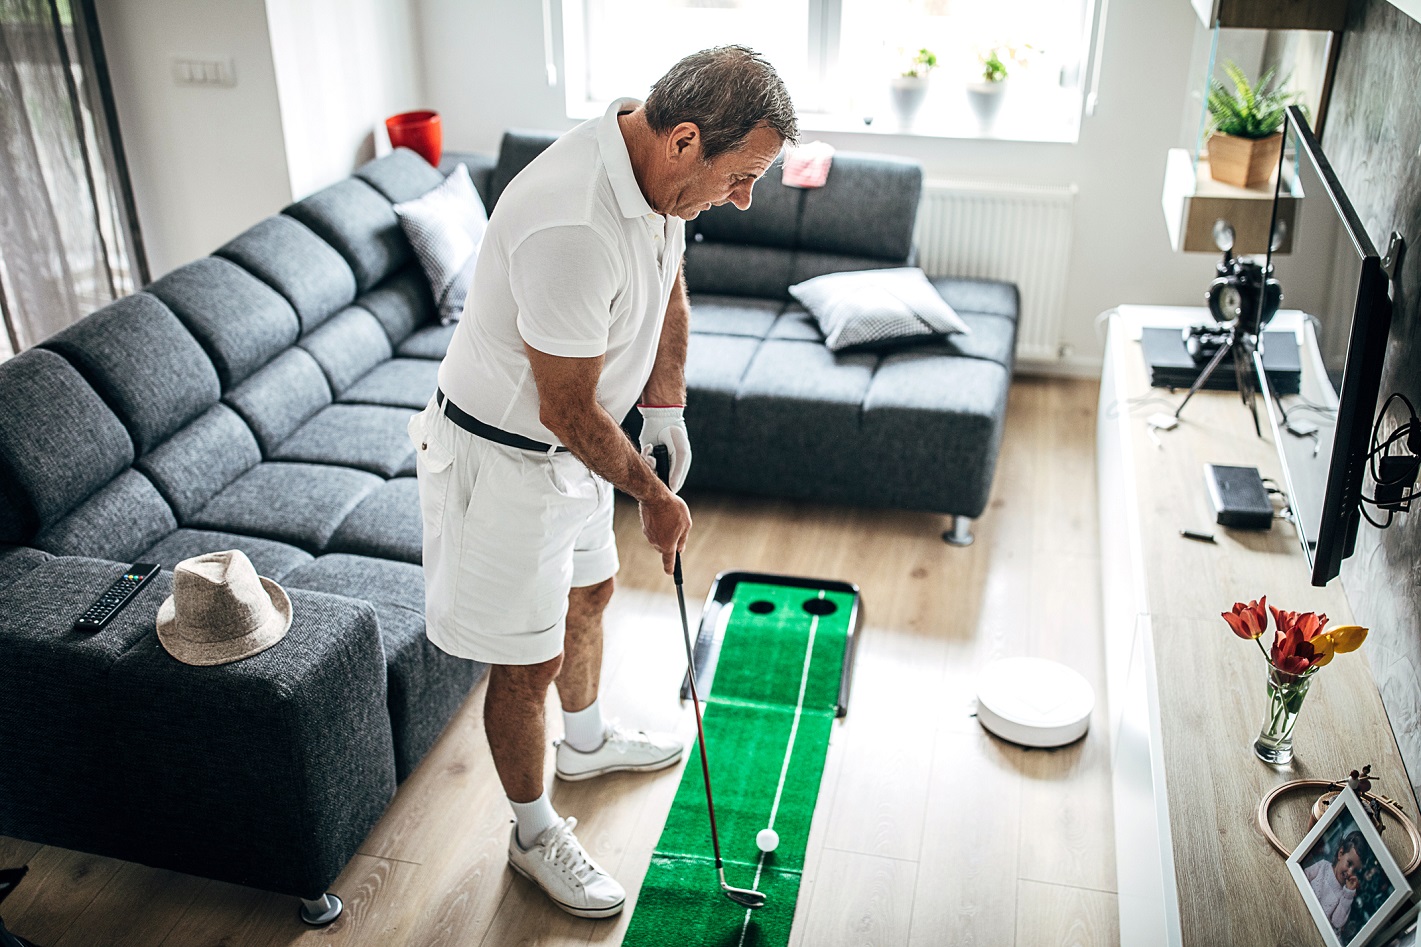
[1256,106,1392,587]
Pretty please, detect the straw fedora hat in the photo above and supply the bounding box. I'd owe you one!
[156,550,292,666]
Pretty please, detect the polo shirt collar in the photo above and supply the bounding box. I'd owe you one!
[598,97,656,219]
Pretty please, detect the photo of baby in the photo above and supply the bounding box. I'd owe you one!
[1300,806,1397,945]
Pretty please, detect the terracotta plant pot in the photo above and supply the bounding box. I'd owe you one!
[1206,131,1283,189]
[386,110,442,167]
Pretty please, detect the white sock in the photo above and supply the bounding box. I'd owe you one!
[562,698,607,753]
[510,793,559,849]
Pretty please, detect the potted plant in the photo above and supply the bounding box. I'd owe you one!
[891,48,937,129]
[965,47,1009,127]
[1205,62,1299,188]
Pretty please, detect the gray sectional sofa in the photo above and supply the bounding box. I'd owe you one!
[0,134,1017,917]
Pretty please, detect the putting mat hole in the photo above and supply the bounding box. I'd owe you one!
[748,600,776,615]
[802,598,838,616]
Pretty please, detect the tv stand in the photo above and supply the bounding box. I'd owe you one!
[1097,305,1416,946]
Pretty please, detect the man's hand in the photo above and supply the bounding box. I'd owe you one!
[638,405,692,492]
[639,490,692,574]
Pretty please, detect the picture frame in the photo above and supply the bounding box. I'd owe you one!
[1288,784,1414,947]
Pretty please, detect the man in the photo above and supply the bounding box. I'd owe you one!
[409,46,797,918]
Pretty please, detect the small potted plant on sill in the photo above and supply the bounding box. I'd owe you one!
[1205,62,1299,189]
[967,44,1029,129]
[891,47,937,129]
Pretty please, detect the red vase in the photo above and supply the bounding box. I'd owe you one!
[386,110,442,167]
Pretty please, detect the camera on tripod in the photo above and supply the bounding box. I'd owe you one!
[1183,220,1283,366]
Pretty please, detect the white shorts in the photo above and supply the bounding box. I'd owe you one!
[408,396,619,666]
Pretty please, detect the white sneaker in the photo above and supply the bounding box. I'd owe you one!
[507,817,626,918]
[554,722,685,781]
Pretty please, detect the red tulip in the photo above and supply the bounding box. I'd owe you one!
[1222,597,1268,640]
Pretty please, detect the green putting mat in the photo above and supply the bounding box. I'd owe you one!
[623,577,857,947]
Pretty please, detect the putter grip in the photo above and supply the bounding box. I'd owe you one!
[650,445,684,584]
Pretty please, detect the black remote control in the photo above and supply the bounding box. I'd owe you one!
[74,563,160,632]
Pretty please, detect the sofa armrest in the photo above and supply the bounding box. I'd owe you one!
[0,556,396,899]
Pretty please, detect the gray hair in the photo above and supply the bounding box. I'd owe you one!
[644,46,799,162]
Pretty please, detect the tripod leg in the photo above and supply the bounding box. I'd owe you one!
[1174,334,1235,420]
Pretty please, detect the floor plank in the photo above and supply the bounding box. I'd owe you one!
[0,377,1117,947]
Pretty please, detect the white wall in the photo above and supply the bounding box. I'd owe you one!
[416,0,1215,371]
[97,0,293,279]
[266,0,426,200]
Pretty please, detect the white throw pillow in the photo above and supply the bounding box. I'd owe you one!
[788,267,971,353]
[393,164,488,324]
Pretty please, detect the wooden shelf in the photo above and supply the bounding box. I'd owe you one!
[1161,147,1300,253]
[1191,0,1348,31]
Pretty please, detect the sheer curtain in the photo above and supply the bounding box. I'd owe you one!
[0,0,146,356]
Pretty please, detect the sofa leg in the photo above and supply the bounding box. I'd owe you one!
[299,892,343,926]
[942,516,975,547]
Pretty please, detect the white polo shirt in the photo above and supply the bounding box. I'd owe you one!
[437,98,687,446]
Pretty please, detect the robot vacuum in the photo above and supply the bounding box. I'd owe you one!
[975,657,1095,748]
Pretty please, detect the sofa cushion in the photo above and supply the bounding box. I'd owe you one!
[440,150,499,208]
[146,257,301,389]
[41,293,220,456]
[393,163,487,323]
[861,354,1010,517]
[327,477,421,564]
[684,240,796,299]
[798,153,922,261]
[282,553,483,781]
[140,528,313,581]
[31,469,177,562]
[285,178,411,293]
[0,545,51,592]
[355,147,445,204]
[299,306,394,396]
[271,405,416,478]
[136,404,262,522]
[223,348,332,455]
[216,215,357,334]
[189,462,382,552]
[0,348,134,542]
[789,251,903,289]
[788,267,970,353]
[488,130,558,209]
[397,323,457,360]
[340,358,440,410]
[767,305,824,342]
[947,313,1018,367]
[356,268,437,347]
[932,275,1021,321]
[683,333,761,454]
[688,295,785,338]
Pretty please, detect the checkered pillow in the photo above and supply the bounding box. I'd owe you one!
[393,164,487,324]
[788,267,971,353]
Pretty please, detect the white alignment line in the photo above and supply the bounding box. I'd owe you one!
[738,590,824,946]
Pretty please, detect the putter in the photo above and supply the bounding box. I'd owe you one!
[653,446,767,911]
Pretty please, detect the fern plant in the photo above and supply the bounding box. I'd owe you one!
[1207,62,1298,139]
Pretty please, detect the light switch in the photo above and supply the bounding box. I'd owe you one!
[171,57,235,88]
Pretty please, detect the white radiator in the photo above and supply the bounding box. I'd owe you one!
[913,180,1078,363]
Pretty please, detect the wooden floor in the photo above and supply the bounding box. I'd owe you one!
[0,377,1117,947]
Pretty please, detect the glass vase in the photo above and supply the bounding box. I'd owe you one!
[1253,664,1314,765]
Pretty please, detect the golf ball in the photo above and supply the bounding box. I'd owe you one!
[756,828,779,853]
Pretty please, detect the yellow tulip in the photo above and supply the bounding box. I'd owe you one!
[1310,633,1336,667]
[1327,625,1369,653]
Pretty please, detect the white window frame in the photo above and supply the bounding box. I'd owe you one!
[554,0,1107,144]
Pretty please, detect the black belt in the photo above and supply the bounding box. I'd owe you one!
[436,389,568,453]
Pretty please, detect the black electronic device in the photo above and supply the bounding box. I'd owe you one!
[1205,464,1275,530]
[1254,107,1394,586]
[74,563,160,631]
[1142,327,1301,393]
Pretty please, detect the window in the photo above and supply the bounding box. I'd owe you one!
[560,0,1099,142]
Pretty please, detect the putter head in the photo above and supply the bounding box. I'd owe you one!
[723,885,767,909]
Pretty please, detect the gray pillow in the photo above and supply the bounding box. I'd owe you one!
[788,267,971,353]
[393,164,487,324]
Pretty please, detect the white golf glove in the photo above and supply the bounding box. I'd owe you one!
[638,404,692,493]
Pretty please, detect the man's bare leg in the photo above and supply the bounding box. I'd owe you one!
[485,654,563,804]
[558,577,615,714]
